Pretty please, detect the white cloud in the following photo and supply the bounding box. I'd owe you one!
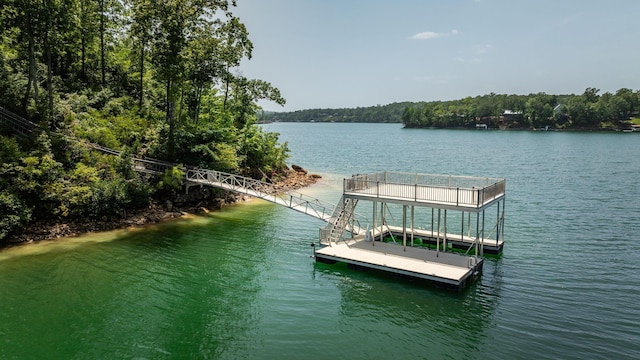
[411,32,442,40]
[472,44,493,54]
[411,29,459,40]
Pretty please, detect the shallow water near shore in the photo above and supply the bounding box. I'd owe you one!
[2,123,640,359]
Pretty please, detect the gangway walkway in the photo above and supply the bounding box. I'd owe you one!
[186,168,339,222]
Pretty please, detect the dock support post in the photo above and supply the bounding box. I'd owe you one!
[372,200,377,246]
[496,201,500,245]
[380,202,385,242]
[402,205,407,251]
[481,210,485,257]
[411,206,415,247]
[475,212,479,256]
[437,209,441,256]
[461,211,465,242]
[500,197,505,247]
[431,208,434,238]
[444,209,447,252]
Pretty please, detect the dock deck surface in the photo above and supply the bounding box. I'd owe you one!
[315,237,480,286]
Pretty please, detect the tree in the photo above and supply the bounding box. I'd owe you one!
[129,0,153,108]
[217,17,253,111]
[583,87,600,103]
[5,0,46,115]
[525,93,556,128]
[79,0,99,84]
[231,76,285,128]
[149,0,236,156]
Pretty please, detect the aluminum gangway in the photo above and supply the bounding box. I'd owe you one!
[186,168,339,223]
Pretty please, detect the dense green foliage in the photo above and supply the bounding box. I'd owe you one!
[261,102,416,123]
[402,88,640,129]
[0,0,289,242]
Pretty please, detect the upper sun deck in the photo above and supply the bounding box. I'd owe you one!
[343,171,505,211]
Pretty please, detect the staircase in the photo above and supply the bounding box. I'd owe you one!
[320,196,359,246]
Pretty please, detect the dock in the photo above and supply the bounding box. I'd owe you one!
[315,172,506,290]
[315,235,482,289]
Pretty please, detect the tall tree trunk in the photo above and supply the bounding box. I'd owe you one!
[177,86,185,125]
[166,78,175,157]
[23,24,33,113]
[223,75,230,111]
[138,46,144,108]
[44,0,54,129]
[81,34,86,82]
[24,16,39,114]
[194,85,202,128]
[99,0,106,86]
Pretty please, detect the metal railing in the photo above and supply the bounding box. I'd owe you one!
[349,171,503,189]
[344,172,505,208]
[319,197,360,245]
[0,106,38,136]
[186,168,337,222]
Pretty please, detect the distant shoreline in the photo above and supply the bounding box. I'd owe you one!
[266,121,639,132]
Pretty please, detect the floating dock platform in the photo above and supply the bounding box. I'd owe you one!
[315,172,506,290]
[315,235,483,290]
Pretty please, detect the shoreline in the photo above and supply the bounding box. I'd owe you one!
[2,166,321,249]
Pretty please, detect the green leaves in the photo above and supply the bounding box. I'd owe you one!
[0,0,293,243]
[158,166,185,192]
[0,191,31,240]
[401,88,640,129]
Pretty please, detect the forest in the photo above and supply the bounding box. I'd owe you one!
[401,88,640,129]
[263,88,640,130]
[0,0,289,243]
[260,102,415,123]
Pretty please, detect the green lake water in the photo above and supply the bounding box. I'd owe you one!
[1,123,639,359]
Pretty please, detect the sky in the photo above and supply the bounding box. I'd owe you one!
[233,0,640,112]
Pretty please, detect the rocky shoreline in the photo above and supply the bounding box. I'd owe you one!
[5,165,321,247]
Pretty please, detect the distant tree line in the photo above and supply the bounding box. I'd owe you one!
[263,88,640,130]
[403,87,639,129]
[0,0,290,243]
[261,102,416,123]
